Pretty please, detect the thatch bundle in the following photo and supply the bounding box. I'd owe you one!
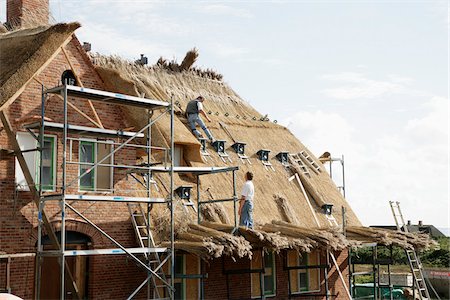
[200,202,230,224]
[202,221,314,253]
[186,223,252,259]
[179,48,199,71]
[346,227,438,250]
[261,221,349,251]
[161,240,224,261]
[273,194,300,225]
[152,199,192,240]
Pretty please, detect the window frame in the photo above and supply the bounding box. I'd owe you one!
[290,251,321,295]
[79,140,96,191]
[251,251,277,298]
[78,139,114,192]
[38,135,57,191]
[15,132,57,192]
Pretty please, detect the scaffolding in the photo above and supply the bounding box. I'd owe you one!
[27,83,241,299]
[31,84,174,299]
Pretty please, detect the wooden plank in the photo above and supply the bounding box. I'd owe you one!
[32,77,103,128]
[0,35,73,113]
[329,252,352,299]
[0,111,81,299]
[61,46,104,129]
[219,122,236,143]
[294,173,321,227]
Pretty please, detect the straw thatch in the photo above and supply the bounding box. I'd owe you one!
[92,54,363,233]
[346,226,438,250]
[0,22,80,110]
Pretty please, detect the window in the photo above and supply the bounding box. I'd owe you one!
[251,251,276,298]
[155,254,200,300]
[79,140,113,191]
[173,145,184,167]
[15,132,56,191]
[287,250,320,294]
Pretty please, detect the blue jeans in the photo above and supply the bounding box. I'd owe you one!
[240,200,254,229]
[187,113,214,140]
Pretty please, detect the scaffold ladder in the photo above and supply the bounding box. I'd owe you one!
[290,153,311,177]
[127,203,170,299]
[299,150,321,173]
[389,201,430,300]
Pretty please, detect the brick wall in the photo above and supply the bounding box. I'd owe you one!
[0,36,147,299]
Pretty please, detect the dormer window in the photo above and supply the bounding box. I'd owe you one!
[322,204,333,215]
[212,140,231,163]
[276,152,289,167]
[199,138,210,160]
[232,142,251,164]
[257,149,270,162]
[175,186,196,212]
[175,186,192,200]
[232,142,246,155]
[257,149,274,171]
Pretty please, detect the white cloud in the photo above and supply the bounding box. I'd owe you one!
[321,72,430,100]
[210,43,249,58]
[76,20,174,59]
[283,95,449,227]
[197,4,253,18]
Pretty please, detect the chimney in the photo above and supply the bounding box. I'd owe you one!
[418,220,423,226]
[7,0,49,28]
[407,220,411,226]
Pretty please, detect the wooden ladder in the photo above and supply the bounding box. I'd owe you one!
[290,153,311,178]
[390,201,431,300]
[299,150,321,173]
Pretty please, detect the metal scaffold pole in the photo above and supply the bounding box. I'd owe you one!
[170,94,175,300]
[60,83,68,299]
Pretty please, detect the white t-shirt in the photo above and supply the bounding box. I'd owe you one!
[241,180,254,202]
[197,101,203,112]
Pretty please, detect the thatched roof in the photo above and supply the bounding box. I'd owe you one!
[93,54,362,230]
[0,22,80,110]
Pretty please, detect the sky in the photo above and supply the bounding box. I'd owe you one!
[1,0,448,230]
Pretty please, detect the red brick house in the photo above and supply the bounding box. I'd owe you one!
[0,1,429,299]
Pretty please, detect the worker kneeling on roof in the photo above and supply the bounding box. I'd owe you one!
[239,171,254,229]
[185,96,216,143]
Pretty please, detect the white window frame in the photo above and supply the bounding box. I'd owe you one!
[78,138,114,192]
[15,132,57,192]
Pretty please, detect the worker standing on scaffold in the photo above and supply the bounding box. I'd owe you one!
[239,171,254,229]
[185,96,216,144]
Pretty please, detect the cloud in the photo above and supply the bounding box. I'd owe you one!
[76,20,174,59]
[197,4,254,18]
[210,43,250,58]
[282,94,449,227]
[321,72,430,100]
[208,43,285,67]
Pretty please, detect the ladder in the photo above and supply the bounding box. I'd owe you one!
[299,150,321,173]
[289,153,311,178]
[181,198,197,212]
[127,203,169,299]
[389,201,430,300]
